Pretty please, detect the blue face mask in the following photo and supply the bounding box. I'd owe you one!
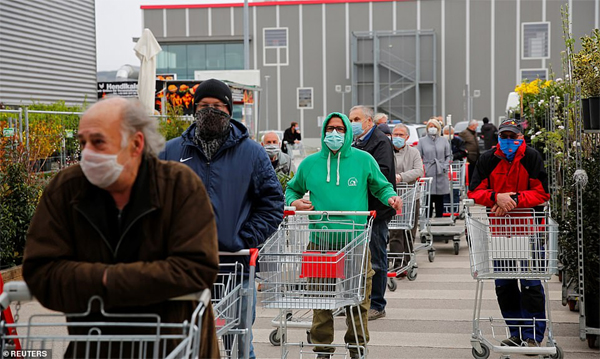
[498,137,523,161]
[351,122,364,137]
[324,130,344,151]
[392,137,405,148]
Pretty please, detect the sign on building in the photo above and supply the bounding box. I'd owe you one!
[297,88,313,109]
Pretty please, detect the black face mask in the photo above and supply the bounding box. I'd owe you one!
[194,107,231,141]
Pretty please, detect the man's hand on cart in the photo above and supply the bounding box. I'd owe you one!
[388,196,403,212]
[291,199,314,211]
[493,192,517,215]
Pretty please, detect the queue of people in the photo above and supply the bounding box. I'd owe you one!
[19,78,548,358]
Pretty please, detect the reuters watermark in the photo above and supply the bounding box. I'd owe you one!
[2,350,52,358]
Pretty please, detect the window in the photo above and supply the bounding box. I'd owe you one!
[520,69,548,82]
[157,42,244,80]
[522,22,550,59]
[263,28,289,67]
[297,87,313,109]
[264,28,287,47]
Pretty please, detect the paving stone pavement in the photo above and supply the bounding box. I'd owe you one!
[254,230,599,359]
[6,223,598,358]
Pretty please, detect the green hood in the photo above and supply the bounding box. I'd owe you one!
[320,112,353,158]
[319,112,354,186]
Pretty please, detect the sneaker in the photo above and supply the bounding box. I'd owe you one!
[525,338,540,356]
[367,309,386,321]
[501,336,523,346]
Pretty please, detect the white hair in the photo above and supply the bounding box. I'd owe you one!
[261,131,281,144]
[350,105,374,120]
[394,123,409,133]
[469,119,479,127]
[374,113,388,123]
[120,98,165,156]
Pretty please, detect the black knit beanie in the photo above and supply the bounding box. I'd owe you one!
[193,79,233,115]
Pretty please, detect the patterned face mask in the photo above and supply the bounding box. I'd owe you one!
[194,107,231,141]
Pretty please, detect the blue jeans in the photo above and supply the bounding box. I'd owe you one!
[495,279,546,343]
[240,277,257,359]
[369,218,390,312]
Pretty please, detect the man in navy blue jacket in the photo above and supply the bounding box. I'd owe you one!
[160,79,284,358]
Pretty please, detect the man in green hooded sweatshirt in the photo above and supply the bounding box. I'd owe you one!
[286,112,402,359]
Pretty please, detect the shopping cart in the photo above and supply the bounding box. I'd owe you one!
[213,249,257,359]
[0,281,211,359]
[259,210,374,358]
[443,160,468,219]
[387,183,419,290]
[428,161,466,255]
[465,204,563,359]
[415,177,436,263]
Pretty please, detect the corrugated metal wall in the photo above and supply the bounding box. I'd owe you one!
[0,0,96,106]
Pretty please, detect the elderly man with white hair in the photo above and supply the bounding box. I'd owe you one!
[261,131,295,176]
[23,97,220,358]
[459,119,481,180]
[374,113,388,125]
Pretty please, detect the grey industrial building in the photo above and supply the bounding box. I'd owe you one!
[142,0,598,142]
[0,0,97,106]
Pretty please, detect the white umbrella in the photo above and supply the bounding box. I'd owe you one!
[134,28,162,115]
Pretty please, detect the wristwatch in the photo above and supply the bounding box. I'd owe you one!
[510,193,519,206]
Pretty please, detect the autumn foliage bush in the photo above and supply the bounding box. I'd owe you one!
[0,101,83,267]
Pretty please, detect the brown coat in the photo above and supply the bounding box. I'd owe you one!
[23,155,220,358]
[459,128,480,164]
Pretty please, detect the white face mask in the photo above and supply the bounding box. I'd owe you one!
[428,127,438,136]
[80,148,125,188]
[264,144,280,159]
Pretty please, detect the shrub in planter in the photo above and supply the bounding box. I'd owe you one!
[573,29,600,130]
[559,148,600,330]
[0,156,42,267]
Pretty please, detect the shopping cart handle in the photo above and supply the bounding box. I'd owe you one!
[249,248,259,267]
[0,281,32,310]
[172,288,211,306]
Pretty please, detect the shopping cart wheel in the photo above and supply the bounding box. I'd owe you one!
[549,345,564,358]
[387,278,397,291]
[407,268,417,281]
[471,343,489,359]
[428,250,435,262]
[269,329,282,346]
[453,242,460,255]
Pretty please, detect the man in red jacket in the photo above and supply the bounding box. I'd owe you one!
[468,118,550,348]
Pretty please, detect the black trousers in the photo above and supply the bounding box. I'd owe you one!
[430,194,445,218]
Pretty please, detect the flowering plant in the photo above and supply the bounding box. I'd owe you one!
[513,78,568,158]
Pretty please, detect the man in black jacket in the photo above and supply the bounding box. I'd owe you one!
[283,121,305,157]
[349,105,396,321]
[481,117,498,150]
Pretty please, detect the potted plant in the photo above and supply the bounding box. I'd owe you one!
[573,29,600,130]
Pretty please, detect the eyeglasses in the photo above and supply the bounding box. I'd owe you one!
[325,126,346,133]
[499,133,520,140]
[197,103,228,111]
